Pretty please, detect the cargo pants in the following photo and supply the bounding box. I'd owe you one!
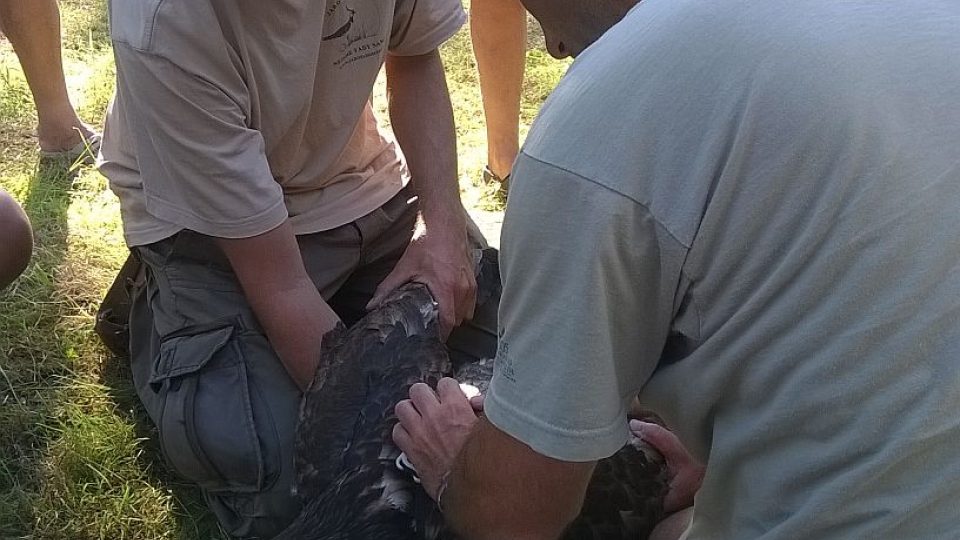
[128,188,497,538]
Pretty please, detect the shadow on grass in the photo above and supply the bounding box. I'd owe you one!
[0,159,78,535]
[0,159,220,538]
[23,160,74,241]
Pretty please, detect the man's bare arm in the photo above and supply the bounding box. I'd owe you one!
[445,419,595,540]
[385,50,461,226]
[369,51,475,338]
[216,221,340,390]
[393,379,596,539]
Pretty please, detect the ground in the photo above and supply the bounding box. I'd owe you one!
[0,1,568,538]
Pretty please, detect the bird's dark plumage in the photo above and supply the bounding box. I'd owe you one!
[277,249,668,540]
[278,284,447,540]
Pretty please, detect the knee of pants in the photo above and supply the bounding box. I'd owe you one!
[133,323,303,538]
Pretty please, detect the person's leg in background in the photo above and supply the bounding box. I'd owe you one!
[471,0,526,193]
[0,189,32,290]
[0,0,99,158]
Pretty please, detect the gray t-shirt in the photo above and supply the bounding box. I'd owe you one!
[485,0,960,537]
[100,0,464,246]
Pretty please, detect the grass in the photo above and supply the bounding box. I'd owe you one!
[0,2,568,538]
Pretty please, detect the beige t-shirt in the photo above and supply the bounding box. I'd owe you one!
[100,0,465,246]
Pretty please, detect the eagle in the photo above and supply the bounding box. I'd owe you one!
[275,249,668,540]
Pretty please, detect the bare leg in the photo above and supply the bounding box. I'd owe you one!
[471,0,526,181]
[0,0,96,152]
[0,190,32,290]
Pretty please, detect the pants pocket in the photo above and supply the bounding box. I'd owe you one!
[149,325,279,494]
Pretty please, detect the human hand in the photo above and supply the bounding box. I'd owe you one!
[393,378,479,500]
[367,224,476,339]
[469,394,485,413]
[630,420,705,513]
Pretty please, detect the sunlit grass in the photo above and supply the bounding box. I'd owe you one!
[0,2,191,537]
[58,0,110,53]
[0,2,568,537]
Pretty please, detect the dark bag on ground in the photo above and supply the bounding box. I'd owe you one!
[95,253,144,358]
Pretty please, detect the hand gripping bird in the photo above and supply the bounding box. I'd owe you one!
[275,249,668,540]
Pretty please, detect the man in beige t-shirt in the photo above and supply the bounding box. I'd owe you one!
[98,0,483,537]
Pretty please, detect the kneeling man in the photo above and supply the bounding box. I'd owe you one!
[395,0,960,538]
[99,0,483,537]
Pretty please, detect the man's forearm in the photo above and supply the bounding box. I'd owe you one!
[385,51,465,229]
[443,419,596,540]
[217,221,340,390]
[378,50,476,335]
[243,278,339,389]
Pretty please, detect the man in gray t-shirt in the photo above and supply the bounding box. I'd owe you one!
[394,0,960,538]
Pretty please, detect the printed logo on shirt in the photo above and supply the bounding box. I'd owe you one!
[321,0,386,69]
[495,327,516,382]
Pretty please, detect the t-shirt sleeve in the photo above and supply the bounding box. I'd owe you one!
[484,153,688,462]
[112,43,287,239]
[389,0,466,56]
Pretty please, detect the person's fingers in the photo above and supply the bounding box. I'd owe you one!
[392,422,413,451]
[461,270,477,322]
[632,419,704,513]
[631,420,692,466]
[395,399,424,432]
[395,399,435,451]
[469,394,485,413]
[409,382,441,414]
[367,269,414,310]
[436,377,467,403]
[439,270,476,338]
[367,283,389,310]
[434,285,456,340]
